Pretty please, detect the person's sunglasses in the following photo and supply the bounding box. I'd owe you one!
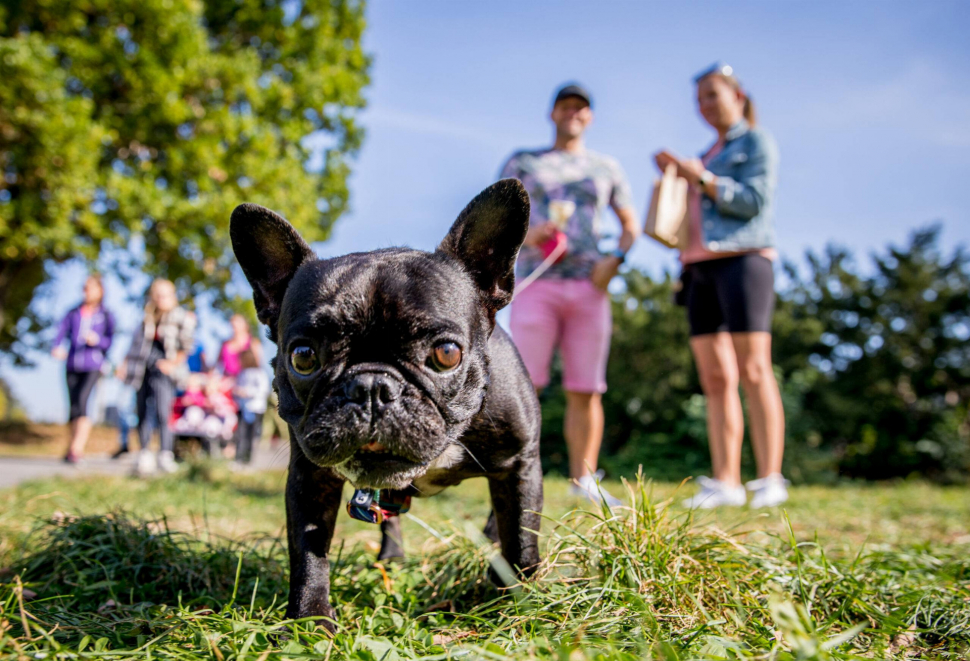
[694,62,735,83]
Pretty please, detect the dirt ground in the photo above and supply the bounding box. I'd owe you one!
[0,423,122,457]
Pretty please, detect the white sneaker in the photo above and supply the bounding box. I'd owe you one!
[157,450,179,474]
[569,470,623,508]
[746,474,790,508]
[681,476,747,509]
[133,449,157,477]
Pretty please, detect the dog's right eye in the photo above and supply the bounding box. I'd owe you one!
[290,345,319,376]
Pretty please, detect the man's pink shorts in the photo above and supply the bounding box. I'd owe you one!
[509,278,612,394]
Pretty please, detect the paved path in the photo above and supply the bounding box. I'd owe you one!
[0,446,290,490]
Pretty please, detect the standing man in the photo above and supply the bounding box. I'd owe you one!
[501,83,640,506]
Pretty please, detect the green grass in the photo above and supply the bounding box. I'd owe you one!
[1,466,968,659]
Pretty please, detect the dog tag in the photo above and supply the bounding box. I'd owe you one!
[347,489,384,524]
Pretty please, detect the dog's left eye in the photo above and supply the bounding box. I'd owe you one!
[428,342,462,372]
[290,345,319,376]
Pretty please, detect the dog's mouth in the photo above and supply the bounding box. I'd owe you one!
[353,447,425,471]
[329,441,432,489]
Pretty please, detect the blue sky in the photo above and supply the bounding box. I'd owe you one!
[5,0,970,421]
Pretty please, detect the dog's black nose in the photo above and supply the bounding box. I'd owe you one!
[345,372,402,410]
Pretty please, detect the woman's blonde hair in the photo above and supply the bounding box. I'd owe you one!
[145,279,177,318]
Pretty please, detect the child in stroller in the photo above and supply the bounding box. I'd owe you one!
[171,372,238,456]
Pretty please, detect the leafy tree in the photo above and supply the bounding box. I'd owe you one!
[781,226,970,481]
[0,0,370,362]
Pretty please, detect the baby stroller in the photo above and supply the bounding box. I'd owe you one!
[171,373,238,457]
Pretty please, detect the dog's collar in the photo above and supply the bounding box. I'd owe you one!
[347,488,412,524]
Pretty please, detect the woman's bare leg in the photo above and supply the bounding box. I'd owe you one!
[732,332,785,477]
[69,416,93,456]
[690,333,743,486]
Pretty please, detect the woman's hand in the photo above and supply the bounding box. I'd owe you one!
[654,150,705,186]
[115,362,127,380]
[654,150,679,172]
[51,346,68,361]
[678,158,706,186]
[85,332,100,347]
[524,222,557,248]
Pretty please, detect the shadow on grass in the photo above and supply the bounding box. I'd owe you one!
[177,458,288,501]
[230,483,287,500]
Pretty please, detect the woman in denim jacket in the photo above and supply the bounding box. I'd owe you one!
[654,63,787,509]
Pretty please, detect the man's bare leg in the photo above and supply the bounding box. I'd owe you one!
[564,390,603,479]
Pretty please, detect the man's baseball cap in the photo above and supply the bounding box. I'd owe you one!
[552,83,592,108]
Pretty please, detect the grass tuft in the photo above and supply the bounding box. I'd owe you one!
[10,512,287,612]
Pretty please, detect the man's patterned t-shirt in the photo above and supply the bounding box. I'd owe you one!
[500,148,634,281]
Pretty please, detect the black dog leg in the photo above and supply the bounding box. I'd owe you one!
[486,454,543,580]
[378,517,405,561]
[285,450,345,629]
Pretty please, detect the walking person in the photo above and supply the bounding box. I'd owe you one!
[502,83,640,506]
[231,348,270,466]
[653,63,787,508]
[118,279,196,476]
[51,274,116,463]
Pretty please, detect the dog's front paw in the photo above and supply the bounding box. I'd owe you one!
[286,603,337,633]
[378,517,405,561]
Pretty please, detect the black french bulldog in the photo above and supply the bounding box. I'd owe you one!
[230,179,543,628]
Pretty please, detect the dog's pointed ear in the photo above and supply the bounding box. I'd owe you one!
[437,179,530,320]
[230,203,315,336]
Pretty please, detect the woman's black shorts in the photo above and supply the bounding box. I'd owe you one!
[682,254,776,337]
[66,370,100,421]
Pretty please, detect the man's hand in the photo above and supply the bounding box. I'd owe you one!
[590,255,622,292]
[51,346,68,361]
[115,362,127,380]
[524,222,557,247]
[156,359,175,376]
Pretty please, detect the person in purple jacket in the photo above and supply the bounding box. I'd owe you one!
[51,274,116,463]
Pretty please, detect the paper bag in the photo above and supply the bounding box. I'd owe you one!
[644,164,689,249]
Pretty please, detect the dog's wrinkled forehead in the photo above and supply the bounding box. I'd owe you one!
[279,249,480,340]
